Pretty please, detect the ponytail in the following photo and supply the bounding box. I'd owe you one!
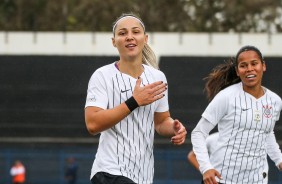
[142,43,159,69]
[204,58,240,101]
[204,45,264,101]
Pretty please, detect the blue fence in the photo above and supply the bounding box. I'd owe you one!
[1,145,282,184]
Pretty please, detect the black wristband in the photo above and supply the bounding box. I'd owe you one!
[125,96,139,112]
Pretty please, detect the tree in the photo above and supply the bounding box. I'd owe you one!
[0,0,281,32]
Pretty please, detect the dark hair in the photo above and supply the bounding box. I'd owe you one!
[234,45,264,66]
[204,45,263,101]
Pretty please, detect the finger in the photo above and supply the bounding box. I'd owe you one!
[152,89,165,99]
[171,134,186,144]
[174,122,187,135]
[211,177,218,184]
[172,128,187,140]
[150,85,166,98]
[171,138,185,145]
[215,171,222,180]
[153,94,165,101]
[148,81,164,89]
[204,178,212,184]
[173,120,180,131]
[171,131,184,139]
[208,180,214,184]
[135,77,142,88]
[172,134,186,142]
[178,127,187,135]
[209,177,217,184]
[154,85,167,95]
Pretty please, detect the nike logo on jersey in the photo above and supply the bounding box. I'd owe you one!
[242,108,250,111]
[121,89,130,93]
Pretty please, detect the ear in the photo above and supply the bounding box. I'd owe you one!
[145,34,148,44]
[262,61,266,72]
[112,37,116,47]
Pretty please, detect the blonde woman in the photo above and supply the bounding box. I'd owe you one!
[85,13,187,184]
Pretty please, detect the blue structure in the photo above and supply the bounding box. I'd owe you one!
[0,145,282,184]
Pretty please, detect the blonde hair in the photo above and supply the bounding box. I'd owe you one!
[113,13,159,69]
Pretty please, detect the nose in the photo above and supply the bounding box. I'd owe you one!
[246,64,254,71]
[126,33,134,41]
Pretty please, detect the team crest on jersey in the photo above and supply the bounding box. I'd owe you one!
[263,105,272,118]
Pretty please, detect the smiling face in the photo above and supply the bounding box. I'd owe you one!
[236,50,266,92]
[112,16,148,61]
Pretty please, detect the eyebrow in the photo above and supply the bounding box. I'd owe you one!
[117,26,142,31]
[239,59,259,64]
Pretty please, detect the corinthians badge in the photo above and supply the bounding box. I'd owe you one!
[263,105,273,118]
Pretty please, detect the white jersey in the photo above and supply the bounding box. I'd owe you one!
[202,82,282,184]
[206,132,219,156]
[85,62,169,184]
[205,132,271,183]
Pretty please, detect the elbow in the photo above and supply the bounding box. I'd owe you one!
[154,124,161,135]
[85,108,102,135]
[85,119,100,136]
[87,127,99,136]
[85,107,106,135]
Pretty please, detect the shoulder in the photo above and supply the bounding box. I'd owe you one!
[95,62,116,74]
[213,83,240,101]
[143,64,164,74]
[264,87,282,101]
[264,87,282,109]
[207,83,241,111]
[143,64,166,79]
[88,63,117,86]
[222,83,241,94]
[90,62,117,78]
[215,83,242,99]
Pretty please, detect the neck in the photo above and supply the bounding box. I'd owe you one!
[243,85,264,99]
[116,60,144,78]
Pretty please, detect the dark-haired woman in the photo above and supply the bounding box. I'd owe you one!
[191,45,282,184]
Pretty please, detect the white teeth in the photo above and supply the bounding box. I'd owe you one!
[246,75,255,78]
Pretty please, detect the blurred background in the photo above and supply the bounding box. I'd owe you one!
[1,0,282,183]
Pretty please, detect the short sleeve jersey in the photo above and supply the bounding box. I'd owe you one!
[202,82,282,184]
[85,62,169,184]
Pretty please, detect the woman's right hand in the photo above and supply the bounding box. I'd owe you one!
[203,169,222,184]
[133,77,167,106]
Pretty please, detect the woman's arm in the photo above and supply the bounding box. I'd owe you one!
[154,111,187,145]
[191,117,215,173]
[85,78,167,135]
[187,150,200,171]
[266,131,282,170]
[191,117,222,184]
[85,105,131,135]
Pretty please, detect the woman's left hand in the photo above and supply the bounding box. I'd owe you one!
[171,120,187,145]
